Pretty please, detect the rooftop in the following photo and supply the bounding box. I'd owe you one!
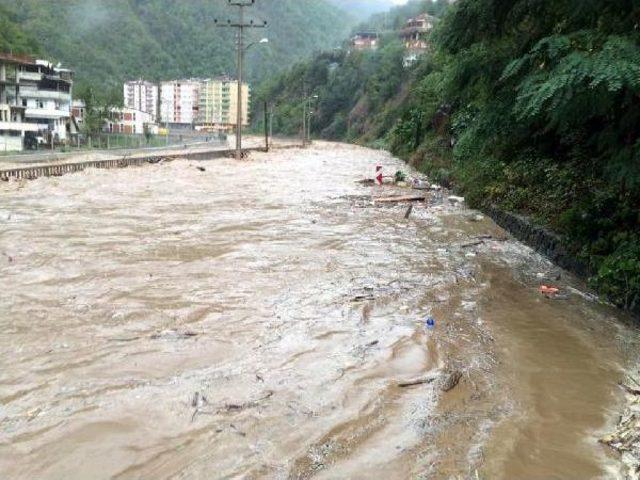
[0,52,36,66]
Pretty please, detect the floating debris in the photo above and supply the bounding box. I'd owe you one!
[404,204,414,219]
[150,330,199,340]
[374,195,426,204]
[441,370,463,392]
[398,374,439,388]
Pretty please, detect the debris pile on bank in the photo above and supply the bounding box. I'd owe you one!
[601,373,640,480]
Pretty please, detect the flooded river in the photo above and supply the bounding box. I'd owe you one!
[0,143,638,479]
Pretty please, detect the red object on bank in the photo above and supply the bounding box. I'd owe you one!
[376,166,383,185]
[539,285,560,296]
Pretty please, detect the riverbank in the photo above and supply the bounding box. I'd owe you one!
[0,142,637,479]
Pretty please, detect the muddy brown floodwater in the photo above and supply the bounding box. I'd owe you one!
[0,142,638,479]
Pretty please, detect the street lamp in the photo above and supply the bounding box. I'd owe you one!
[246,37,269,50]
[303,94,319,146]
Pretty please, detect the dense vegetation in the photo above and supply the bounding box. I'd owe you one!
[257,0,640,315]
[254,1,449,139]
[0,0,353,89]
[0,5,40,55]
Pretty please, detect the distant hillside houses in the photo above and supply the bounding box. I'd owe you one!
[348,13,438,67]
[400,13,437,66]
[350,32,380,51]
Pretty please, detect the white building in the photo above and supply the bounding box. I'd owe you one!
[124,80,158,121]
[104,107,158,135]
[160,80,200,127]
[0,52,73,151]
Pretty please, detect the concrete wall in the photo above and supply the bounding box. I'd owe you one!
[0,134,23,152]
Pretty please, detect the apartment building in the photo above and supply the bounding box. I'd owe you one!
[198,77,249,131]
[159,80,200,128]
[0,52,73,151]
[124,80,158,121]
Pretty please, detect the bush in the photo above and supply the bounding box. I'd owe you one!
[592,238,640,313]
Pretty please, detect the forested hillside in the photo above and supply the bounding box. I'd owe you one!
[0,0,352,88]
[0,5,40,55]
[254,0,449,140]
[257,0,640,314]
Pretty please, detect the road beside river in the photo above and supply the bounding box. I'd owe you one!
[1,142,638,479]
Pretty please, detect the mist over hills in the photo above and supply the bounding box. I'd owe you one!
[327,0,400,20]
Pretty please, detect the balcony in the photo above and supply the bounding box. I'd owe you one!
[21,89,71,101]
[25,108,70,120]
[17,71,42,82]
[0,120,40,132]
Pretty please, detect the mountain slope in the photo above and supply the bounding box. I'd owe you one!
[0,4,41,55]
[0,0,353,87]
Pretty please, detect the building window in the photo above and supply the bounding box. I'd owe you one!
[22,99,27,107]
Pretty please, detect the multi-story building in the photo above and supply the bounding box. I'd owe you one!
[0,52,73,151]
[104,107,158,135]
[124,80,158,121]
[197,77,249,131]
[159,80,200,128]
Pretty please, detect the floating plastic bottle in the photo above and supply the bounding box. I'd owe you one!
[425,317,436,330]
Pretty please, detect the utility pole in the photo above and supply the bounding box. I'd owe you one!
[263,100,269,151]
[301,97,307,147]
[302,94,318,147]
[269,103,274,149]
[215,1,267,160]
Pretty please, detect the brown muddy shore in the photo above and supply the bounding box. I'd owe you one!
[0,142,638,479]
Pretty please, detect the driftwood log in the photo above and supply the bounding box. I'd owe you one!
[374,195,426,204]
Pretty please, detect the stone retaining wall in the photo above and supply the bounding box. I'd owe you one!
[483,204,590,278]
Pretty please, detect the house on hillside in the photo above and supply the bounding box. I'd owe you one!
[350,32,379,51]
[400,14,437,67]
[0,52,74,151]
